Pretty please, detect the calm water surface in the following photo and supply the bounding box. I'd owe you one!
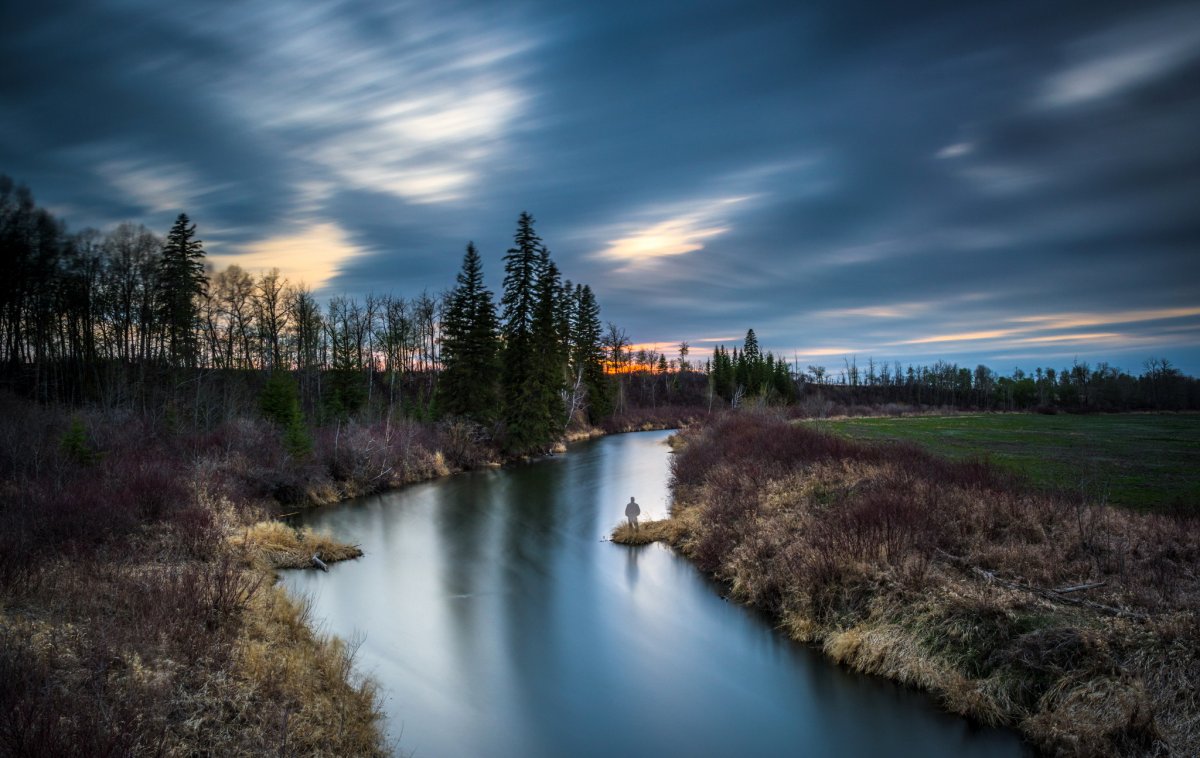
[283,430,1030,757]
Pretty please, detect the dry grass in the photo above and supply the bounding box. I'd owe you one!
[0,397,395,756]
[611,518,683,545]
[657,412,1200,757]
[0,553,386,756]
[232,520,364,570]
[232,585,387,756]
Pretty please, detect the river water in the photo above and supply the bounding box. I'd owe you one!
[282,430,1030,757]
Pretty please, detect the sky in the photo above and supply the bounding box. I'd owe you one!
[3,0,1199,374]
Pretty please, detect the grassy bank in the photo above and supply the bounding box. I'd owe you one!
[809,413,1200,511]
[0,390,709,754]
[616,413,1199,756]
[0,393,505,755]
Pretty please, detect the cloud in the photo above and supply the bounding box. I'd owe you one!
[1011,307,1200,330]
[596,196,750,266]
[209,221,366,291]
[814,302,936,320]
[1036,10,1200,108]
[96,157,210,215]
[220,6,534,206]
[936,142,973,159]
[889,308,1200,355]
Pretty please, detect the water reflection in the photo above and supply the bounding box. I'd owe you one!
[625,542,639,588]
[283,431,1030,757]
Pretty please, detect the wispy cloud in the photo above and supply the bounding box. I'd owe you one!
[935,142,973,159]
[890,308,1200,353]
[1011,307,1200,330]
[1036,9,1200,109]
[210,221,365,291]
[221,5,535,205]
[815,302,935,320]
[97,157,211,215]
[597,196,751,266]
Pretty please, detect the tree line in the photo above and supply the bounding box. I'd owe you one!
[0,176,612,453]
[4,172,1195,432]
[695,331,1200,412]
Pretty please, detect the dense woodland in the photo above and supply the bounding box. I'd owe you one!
[2,173,1197,452]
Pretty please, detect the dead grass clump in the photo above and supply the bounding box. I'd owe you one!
[232,586,387,756]
[1025,676,1157,757]
[232,520,364,570]
[611,518,681,545]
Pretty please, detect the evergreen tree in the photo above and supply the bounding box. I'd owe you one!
[437,242,500,424]
[260,371,312,457]
[571,284,612,423]
[157,213,206,366]
[712,345,734,401]
[500,212,560,453]
[743,328,760,362]
[529,249,565,438]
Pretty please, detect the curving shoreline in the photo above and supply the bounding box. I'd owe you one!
[613,415,1199,757]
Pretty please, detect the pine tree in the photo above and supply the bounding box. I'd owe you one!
[571,284,612,423]
[157,213,206,366]
[500,212,560,453]
[437,242,500,424]
[260,371,312,457]
[529,248,565,439]
[712,345,734,401]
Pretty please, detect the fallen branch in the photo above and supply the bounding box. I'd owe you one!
[312,552,329,572]
[1053,581,1107,594]
[933,549,1146,620]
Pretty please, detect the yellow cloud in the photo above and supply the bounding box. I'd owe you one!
[897,329,1022,345]
[1010,307,1200,330]
[792,346,858,357]
[210,222,364,290]
[599,196,749,265]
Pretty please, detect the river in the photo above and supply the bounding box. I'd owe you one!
[282,430,1030,757]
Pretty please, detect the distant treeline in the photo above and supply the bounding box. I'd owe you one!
[622,330,1200,413]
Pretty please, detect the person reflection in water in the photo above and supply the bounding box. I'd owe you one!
[625,496,641,530]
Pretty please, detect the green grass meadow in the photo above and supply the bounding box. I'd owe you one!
[809,413,1200,511]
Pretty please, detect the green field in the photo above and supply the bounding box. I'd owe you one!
[809,413,1200,511]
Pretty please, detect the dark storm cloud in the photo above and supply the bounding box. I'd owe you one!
[2,0,1197,370]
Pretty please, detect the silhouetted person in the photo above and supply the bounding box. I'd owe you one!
[625,496,641,530]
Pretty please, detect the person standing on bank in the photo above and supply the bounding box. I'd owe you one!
[625,496,641,530]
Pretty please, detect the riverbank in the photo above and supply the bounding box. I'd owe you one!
[614,413,1199,757]
[0,393,704,754]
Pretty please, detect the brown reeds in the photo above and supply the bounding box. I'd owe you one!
[232,520,364,570]
[654,412,1199,757]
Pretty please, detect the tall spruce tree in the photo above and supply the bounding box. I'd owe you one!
[157,213,206,366]
[529,248,566,440]
[571,284,612,423]
[500,212,558,452]
[437,242,500,424]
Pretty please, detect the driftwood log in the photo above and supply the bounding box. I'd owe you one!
[311,552,329,572]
